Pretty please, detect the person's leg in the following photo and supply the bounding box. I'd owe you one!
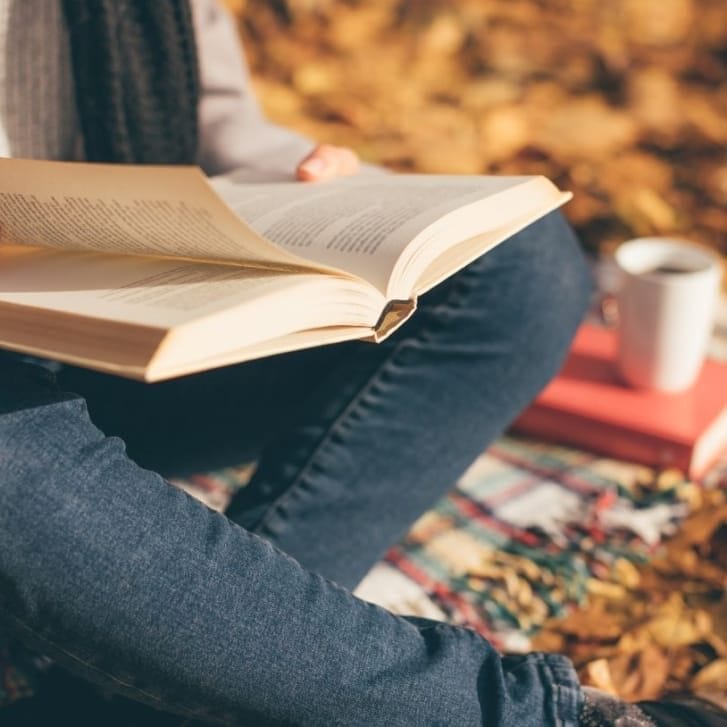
[227,210,594,587]
[60,211,593,593]
[0,354,582,726]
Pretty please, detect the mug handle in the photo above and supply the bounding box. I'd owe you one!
[598,292,619,327]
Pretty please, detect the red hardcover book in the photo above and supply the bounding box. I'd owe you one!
[513,324,727,479]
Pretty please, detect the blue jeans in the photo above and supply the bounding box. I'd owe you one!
[0,212,591,725]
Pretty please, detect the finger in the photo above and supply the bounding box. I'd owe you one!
[333,146,360,177]
[297,145,345,181]
[296,145,360,181]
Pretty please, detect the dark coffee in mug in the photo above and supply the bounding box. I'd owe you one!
[646,264,693,275]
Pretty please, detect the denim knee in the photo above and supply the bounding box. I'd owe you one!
[529,212,592,323]
[500,211,593,371]
[454,211,591,338]
[535,211,594,321]
[425,211,593,405]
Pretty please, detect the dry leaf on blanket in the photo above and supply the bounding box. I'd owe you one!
[609,644,671,701]
[534,490,727,699]
[691,659,727,692]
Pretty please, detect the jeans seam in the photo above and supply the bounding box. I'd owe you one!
[0,608,229,724]
[535,655,561,727]
[540,654,581,727]
[254,336,410,536]
[253,260,485,536]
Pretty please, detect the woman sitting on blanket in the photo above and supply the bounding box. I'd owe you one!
[0,1,723,725]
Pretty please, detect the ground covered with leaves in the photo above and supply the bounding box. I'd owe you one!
[230,0,726,257]
[227,0,727,703]
[534,483,727,703]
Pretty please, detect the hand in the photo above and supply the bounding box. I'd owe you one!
[296,144,360,182]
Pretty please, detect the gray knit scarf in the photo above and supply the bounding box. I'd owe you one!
[62,0,199,164]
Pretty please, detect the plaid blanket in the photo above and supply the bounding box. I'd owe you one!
[360,437,714,649]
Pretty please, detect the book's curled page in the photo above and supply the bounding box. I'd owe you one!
[0,158,314,271]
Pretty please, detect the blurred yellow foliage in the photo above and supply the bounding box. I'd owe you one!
[225,0,726,255]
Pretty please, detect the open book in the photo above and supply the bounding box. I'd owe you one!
[0,158,570,381]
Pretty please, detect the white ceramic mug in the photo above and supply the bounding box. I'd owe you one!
[614,237,723,392]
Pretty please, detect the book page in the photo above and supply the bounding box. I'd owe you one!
[0,246,386,380]
[0,246,303,328]
[0,244,382,334]
[0,158,305,269]
[213,173,531,293]
[409,188,570,298]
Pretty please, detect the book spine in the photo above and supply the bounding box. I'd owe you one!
[367,299,417,343]
[513,407,694,474]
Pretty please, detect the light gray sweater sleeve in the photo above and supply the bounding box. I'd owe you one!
[191,0,316,176]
